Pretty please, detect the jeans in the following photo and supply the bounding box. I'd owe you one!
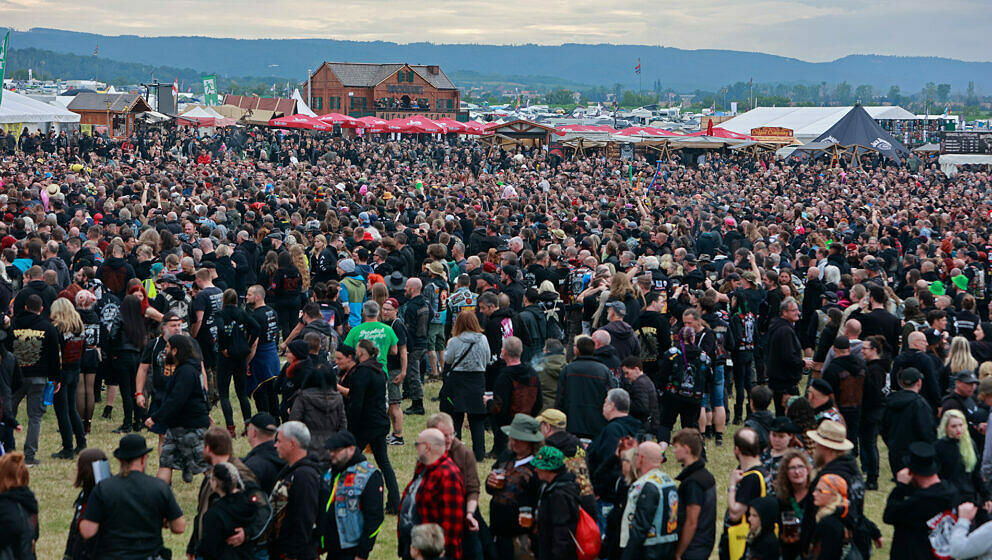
[217,355,252,427]
[54,366,85,451]
[860,408,882,483]
[403,347,426,402]
[658,393,700,443]
[451,412,487,461]
[13,377,46,460]
[356,433,400,510]
[773,387,799,417]
[114,351,142,427]
[731,352,756,417]
[840,406,861,458]
[252,382,278,416]
[702,364,726,408]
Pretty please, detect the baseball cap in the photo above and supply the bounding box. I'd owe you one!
[606,301,627,316]
[248,412,279,433]
[535,409,567,429]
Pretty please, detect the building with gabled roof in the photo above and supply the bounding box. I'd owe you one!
[66,92,152,138]
[303,62,461,121]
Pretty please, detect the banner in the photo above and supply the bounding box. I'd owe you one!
[0,30,9,108]
[730,101,738,115]
[202,75,218,106]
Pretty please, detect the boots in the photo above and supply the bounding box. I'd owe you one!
[101,405,113,420]
[403,400,425,415]
[83,420,91,434]
[227,425,237,439]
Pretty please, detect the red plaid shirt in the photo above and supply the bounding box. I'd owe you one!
[401,453,465,559]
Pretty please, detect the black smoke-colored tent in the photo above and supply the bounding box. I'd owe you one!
[812,104,910,162]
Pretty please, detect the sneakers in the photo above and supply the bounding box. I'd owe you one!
[51,449,75,460]
[386,434,405,446]
[24,457,40,467]
[101,406,113,420]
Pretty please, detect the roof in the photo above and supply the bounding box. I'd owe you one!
[223,95,296,116]
[66,92,151,114]
[486,119,563,135]
[719,106,917,141]
[0,89,80,124]
[320,62,457,90]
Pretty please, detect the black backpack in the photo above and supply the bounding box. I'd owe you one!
[244,480,274,546]
[665,345,712,402]
[219,312,251,360]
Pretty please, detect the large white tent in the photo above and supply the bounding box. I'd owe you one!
[719,106,916,143]
[292,89,317,117]
[0,89,80,134]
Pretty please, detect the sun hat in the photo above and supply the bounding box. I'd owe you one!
[500,413,544,443]
[806,419,853,451]
[535,409,567,430]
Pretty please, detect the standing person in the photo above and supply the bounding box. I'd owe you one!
[319,430,385,560]
[79,434,186,559]
[634,292,671,389]
[191,268,224,401]
[556,335,614,439]
[621,356,660,438]
[268,421,322,560]
[721,427,767,560]
[806,475,854,560]
[820,336,865,452]
[216,288,259,437]
[63,448,108,560]
[0,329,17,455]
[860,335,890,491]
[441,310,490,461]
[381,298,409,446]
[398,428,465,560]
[288,360,346,469]
[531,445,581,560]
[401,278,430,416]
[587,388,641,529]
[145,334,211,483]
[426,413,484,557]
[882,367,936,475]
[135,311,183,457]
[50,298,87,459]
[935,409,987,509]
[488,337,543,457]
[619,441,679,560]
[111,294,148,434]
[484,414,544,559]
[729,290,758,425]
[672,428,717,560]
[883,442,958,560]
[342,301,398,373]
[241,412,285,495]
[75,290,103,435]
[11,294,61,466]
[765,297,812,416]
[0,452,38,560]
[246,285,281,415]
[270,252,304,339]
[423,261,450,379]
[197,462,258,560]
[345,340,400,514]
[773,449,813,560]
[657,327,711,444]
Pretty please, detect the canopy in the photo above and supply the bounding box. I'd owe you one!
[291,89,317,117]
[385,117,443,134]
[268,114,332,131]
[434,118,469,133]
[812,104,910,161]
[0,89,80,124]
[688,127,754,140]
[719,105,917,143]
[557,124,619,133]
[615,126,681,138]
[317,112,363,128]
[356,116,388,133]
[462,121,493,135]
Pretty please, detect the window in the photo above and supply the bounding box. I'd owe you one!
[350,96,367,110]
[408,70,415,82]
[397,71,405,82]
[329,96,340,110]
[315,97,323,110]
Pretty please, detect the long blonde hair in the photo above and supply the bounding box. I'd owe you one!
[939,409,977,472]
[290,245,311,291]
[946,336,978,374]
[50,297,83,335]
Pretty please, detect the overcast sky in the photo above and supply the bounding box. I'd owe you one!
[2,0,989,62]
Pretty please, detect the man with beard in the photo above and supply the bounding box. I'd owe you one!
[319,430,385,560]
[135,312,185,468]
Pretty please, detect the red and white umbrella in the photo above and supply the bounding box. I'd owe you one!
[317,113,363,128]
[688,126,753,140]
[615,126,682,137]
[385,117,444,134]
[355,116,389,132]
[268,114,333,131]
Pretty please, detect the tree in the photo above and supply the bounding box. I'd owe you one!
[834,82,853,105]
[546,89,575,106]
[887,85,901,104]
[854,84,874,104]
[966,81,979,106]
[937,83,951,103]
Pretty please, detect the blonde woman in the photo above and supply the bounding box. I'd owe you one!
[51,297,87,458]
[807,474,853,560]
[942,336,979,393]
[936,409,985,506]
[289,244,311,292]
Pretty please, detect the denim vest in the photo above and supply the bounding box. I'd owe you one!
[323,460,378,549]
[619,468,679,548]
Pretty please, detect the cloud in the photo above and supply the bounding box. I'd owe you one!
[1,0,989,61]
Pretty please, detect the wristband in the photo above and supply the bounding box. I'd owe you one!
[134,392,143,397]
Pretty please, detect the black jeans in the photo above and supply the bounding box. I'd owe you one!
[773,386,799,417]
[840,406,861,457]
[452,411,487,461]
[860,408,882,483]
[356,432,400,510]
[114,351,142,427]
[731,352,756,417]
[54,366,85,451]
[658,393,701,443]
[252,382,279,417]
[217,355,252,427]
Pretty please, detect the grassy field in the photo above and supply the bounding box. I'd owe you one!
[18,381,896,559]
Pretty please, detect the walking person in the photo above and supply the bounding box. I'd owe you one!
[75,290,104,435]
[50,298,87,459]
[11,294,61,466]
[319,430,385,560]
[216,288,259,437]
[111,294,148,434]
[246,285,281,415]
[441,310,490,461]
[63,448,108,560]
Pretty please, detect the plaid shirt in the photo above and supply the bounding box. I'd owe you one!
[402,453,466,559]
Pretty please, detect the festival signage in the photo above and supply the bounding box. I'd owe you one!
[941,131,992,155]
[0,30,9,108]
[750,127,794,138]
[201,75,219,106]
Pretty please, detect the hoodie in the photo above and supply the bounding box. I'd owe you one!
[603,320,642,362]
[884,480,958,560]
[270,455,322,559]
[764,317,804,391]
[745,495,780,560]
[12,312,61,381]
[537,351,567,409]
[882,390,936,471]
[197,491,257,560]
[587,415,643,501]
[0,486,39,559]
[12,279,57,319]
[288,386,346,466]
[594,344,622,372]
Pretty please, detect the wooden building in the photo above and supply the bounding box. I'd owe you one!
[223,95,297,125]
[304,62,460,120]
[66,93,152,138]
[483,119,563,149]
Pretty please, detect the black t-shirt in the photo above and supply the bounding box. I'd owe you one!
[387,317,408,372]
[139,337,171,399]
[192,286,224,343]
[82,471,183,559]
[735,466,766,507]
[251,305,281,345]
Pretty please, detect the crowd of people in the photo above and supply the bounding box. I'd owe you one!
[1,121,992,560]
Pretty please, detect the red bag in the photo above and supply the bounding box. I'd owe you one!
[572,507,601,560]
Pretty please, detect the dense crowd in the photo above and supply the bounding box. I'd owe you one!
[0,122,992,560]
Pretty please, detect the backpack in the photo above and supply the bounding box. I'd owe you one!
[835,366,866,409]
[735,309,756,352]
[244,480,274,546]
[566,266,591,306]
[219,313,252,360]
[563,447,595,499]
[637,320,661,363]
[522,268,537,290]
[666,346,712,402]
[101,264,128,296]
[572,507,601,560]
[443,260,460,285]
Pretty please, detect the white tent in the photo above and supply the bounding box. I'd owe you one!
[292,89,317,117]
[719,106,916,143]
[1,89,80,124]
[181,106,216,119]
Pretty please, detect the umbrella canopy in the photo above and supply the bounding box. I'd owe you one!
[318,112,363,128]
[434,118,468,133]
[268,114,332,131]
[615,126,681,137]
[558,124,619,133]
[688,127,754,140]
[461,121,493,135]
[811,104,910,161]
[385,117,444,134]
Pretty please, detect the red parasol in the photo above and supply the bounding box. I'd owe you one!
[689,126,754,140]
[268,114,333,131]
[615,126,682,137]
[317,113,363,128]
[385,117,444,134]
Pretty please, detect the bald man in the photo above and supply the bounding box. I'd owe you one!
[892,329,941,410]
[399,428,465,560]
[402,277,430,415]
[620,441,680,559]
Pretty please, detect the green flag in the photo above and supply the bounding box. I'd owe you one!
[0,30,9,108]
[201,74,218,106]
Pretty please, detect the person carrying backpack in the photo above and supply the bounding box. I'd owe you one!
[532,445,583,560]
[216,289,261,438]
[730,293,758,425]
[519,288,548,364]
[658,326,712,444]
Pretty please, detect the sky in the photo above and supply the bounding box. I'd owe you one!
[2,0,990,62]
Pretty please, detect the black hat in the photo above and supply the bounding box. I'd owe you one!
[770,416,800,434]
[684,253,698,264]
[385,271,407,291]
[955,370,979,384]
[158,273,179,284]
[925,328,942,346]
[832,335,850,350]
[809,378,834,395]
[899,367,923,386]
[501,265,518,278]
[479,272,499,287]
[325,430,357,450]
[821,292,838,304]
[113,433,154,461]
[288,339,310,360]
[906,441,938,476]
[524,287,540,302]
[248,412,279,433]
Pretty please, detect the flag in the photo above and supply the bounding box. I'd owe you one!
[172,78,179,97]
[635,58,641,75]
[202,75,218,106]
[0,30,8,108]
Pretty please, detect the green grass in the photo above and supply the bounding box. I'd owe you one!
[18,383,895,559]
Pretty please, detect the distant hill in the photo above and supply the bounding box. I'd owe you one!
[9,27,992,92]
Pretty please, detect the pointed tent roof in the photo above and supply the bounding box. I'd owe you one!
[812,104,910,161]
[291,89,316,117]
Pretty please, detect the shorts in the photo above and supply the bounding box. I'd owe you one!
[160,426,208,474]
[428,323,446,351]
[146,399,167,435]
[701,364,726,409]
[387,370,403,404]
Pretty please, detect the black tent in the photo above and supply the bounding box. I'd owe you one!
[812,104,910,162]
